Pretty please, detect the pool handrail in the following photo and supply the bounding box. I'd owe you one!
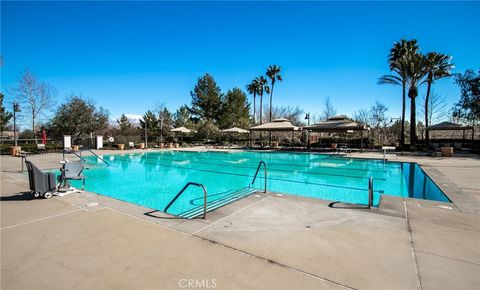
[63,149,86,162]
[164,182,208,219]
[328,176,374,208]
[84,149,110,166]
[250,161,267,193]
[368,176,374,208]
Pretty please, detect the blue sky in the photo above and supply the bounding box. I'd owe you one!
[1,1,479,124]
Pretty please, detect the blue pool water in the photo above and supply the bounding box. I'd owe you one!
[68,151,449,215]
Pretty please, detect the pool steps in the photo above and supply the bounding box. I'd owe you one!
[178,187,258,219]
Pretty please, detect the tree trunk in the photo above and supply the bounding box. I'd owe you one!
[409,91,417,149]
[259,94,263,146]
[269,84,274,122]
[253,92,256,124]
[32,112,37,144]
[424,79,432,147]
[269,84,274,146]
[400,81,406,147]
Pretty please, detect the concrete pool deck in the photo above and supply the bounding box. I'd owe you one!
[1,150,479,289]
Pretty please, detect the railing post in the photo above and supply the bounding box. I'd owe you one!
[250,161,267,193]
[164,182,208,219]
[368,177,374,208]
[263,162,267,193]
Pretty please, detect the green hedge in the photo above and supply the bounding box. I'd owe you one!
[0,143,63,155]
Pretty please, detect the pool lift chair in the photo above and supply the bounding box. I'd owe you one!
[24,160,58,199]
[56,160,87,196]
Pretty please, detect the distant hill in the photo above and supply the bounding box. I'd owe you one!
[109,114,143,128]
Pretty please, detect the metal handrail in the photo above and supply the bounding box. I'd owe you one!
[85,149,110,166]
[164,182,208,219]
[250,161,267,193]
[368,176,374,208]
[63,149,86,162]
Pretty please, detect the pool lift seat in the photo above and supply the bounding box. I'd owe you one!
[57,161,87,195]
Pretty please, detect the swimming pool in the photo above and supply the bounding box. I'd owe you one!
[72,150,449,217]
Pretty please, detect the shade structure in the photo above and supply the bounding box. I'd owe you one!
[424,122,473,131]
[249,119,300,132]
[303,116,369,152]
[222,127,249,133]
[171,126,196,133]
[304,117,369,132]
[424,121,474,141]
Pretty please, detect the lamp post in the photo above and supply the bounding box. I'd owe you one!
[305,113,310,149]
[13,102,21,147]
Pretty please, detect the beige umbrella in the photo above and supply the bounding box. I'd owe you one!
[171,126,196,133]
[171,127,196,143]
[221,127,249,133]
[222,127,249,145]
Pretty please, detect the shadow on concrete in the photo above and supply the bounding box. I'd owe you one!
[328,201,370,210]
[0,192,34,201]
[144,210,184,219]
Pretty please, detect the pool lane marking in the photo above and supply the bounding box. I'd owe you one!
[403,201,423,290]
[0,209,83,230]
[138,153,391,174]
[191,195,270,236]
[117,158,384,193]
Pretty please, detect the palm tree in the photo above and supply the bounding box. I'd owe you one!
[404,52,428,148]
[256,76,269,124]
[422,52,454,146]
[266,65,282,122]
[378,39,419,147]
[246,79,259,124]
[256,76,269,146]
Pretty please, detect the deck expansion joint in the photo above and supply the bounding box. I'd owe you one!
[404,201,423,290]
[192,233,357,290]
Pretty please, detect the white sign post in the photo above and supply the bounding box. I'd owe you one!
[63,135,72,149]
[96,135,103,150]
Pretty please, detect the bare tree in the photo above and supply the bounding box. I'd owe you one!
[263,104,305,126]
[370,101,389,144]
[353,109,371,125]
[420,92,448,126]
[321,97,337,120]
[11,71,56,142]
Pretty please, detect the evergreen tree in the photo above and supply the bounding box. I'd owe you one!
[0,93,13,133]
[219,88,251,129]
[48,96,109,140]
[117,114,132,132]
[139,110,159,136]
[174,105,194,128]
[190,74,222,123]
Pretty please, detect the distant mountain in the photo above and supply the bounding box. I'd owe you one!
[109,114,143,128]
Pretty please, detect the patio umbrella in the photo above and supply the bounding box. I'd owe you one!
[171,127,196,143]
[41,129,47,144]
[222,127,249,145]
[221,127,249,134]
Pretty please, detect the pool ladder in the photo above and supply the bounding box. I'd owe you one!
[249,161,267,193]
[163,161,268,219]
[164,182,208,219]
[329,176,375,208]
